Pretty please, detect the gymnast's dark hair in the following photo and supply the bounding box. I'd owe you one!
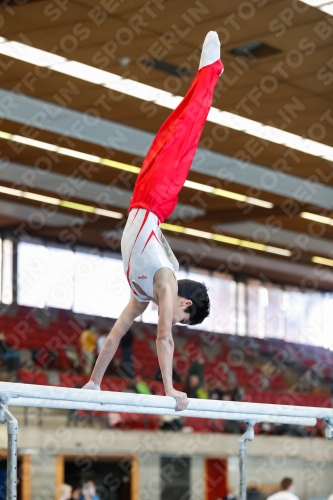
[177,279,210,325]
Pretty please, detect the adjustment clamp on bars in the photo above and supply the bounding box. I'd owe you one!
[241,419,256,442]
[325,419,333,440]
[0,393,16,407]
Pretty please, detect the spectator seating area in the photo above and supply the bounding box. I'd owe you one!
[0,305,332,435]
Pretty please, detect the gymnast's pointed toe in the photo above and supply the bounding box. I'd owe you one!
[199,31,224,75]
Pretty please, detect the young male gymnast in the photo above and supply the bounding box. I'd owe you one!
[83,31,224,411]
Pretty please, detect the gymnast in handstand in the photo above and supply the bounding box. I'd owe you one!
[84,32,224,411]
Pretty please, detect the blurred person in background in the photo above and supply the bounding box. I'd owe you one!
[64,345,80,371]
[59,484,72,500]
[106,412,123,429]
[328,379,333,407]
[155,359,182,383]
[217,361,236,387]
[223,487,238,500]
[260,370,270,390]
[197,382,209,399]
[97,329,107,357]
[188,353,205,385]
[133,374,151,395]
[222,392,246,434]
[266,478,299,500]
[258,422,273,435]
[119,327,134,378]
[209,380,227,400]
[244,361,255,375]
[80,323,97,375]
[70,487,81,500]
[272,424,293,436]
[0,332,8,368]
[0,332,20,380]
[230,385,245,402]
[246,484,260,500]
[186,374,201,398]
[4,353,20,381]
[159,414,184,431]
[226,366,237,388]
[79,481,100,500]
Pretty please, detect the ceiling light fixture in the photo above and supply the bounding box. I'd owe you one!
[0,37,331,161]
[183,180,273,208]
[300,212,333,225]
[299,0,333,14]
[321,3,333,14]
[161,222,291,256]
[100,158,140,174]
[0,183,123,219]
[0,130,272,207]
[0,181,289,256]
[312,256,333,267]
[49,60,122,85]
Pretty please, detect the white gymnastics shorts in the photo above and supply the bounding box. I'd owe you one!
[121,208,179,302]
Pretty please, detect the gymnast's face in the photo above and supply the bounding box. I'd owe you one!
[172,297,192,326]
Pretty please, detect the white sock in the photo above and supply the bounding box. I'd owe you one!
[199,31,221,71]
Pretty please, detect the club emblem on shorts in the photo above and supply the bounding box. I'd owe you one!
[138,275,147,279]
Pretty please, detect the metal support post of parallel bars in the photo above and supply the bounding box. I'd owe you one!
[0,403,18,500]
[239,421,255,500]
[0,382,332,500]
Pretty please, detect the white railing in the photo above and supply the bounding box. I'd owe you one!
[0,382,332,500]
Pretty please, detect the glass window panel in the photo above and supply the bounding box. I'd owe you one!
[16,236,333,351]
[258,286,268,338]
[0,237,2,301]
[210,273,236,334]
[2,239,13,305]
[305,292,323,346]
[73,250,103,316]
[284,288,308,344]
[141,300,159,324]
[247,280,261,337]
[175,270,188,281]
[264,285,285,340]
[99,254,130,318]
[46,246,74,310]
[17,241,48,308]
[323,293,333,350]
[73,250,129,318]
[237,282,246,336]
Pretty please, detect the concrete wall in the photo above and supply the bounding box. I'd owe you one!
[11,426,333,460]
[139,453,161,500]
[30,453,56,500]
[190,455,205,500]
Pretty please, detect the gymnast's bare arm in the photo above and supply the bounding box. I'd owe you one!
[83,270,189,411]
[83,296,148,389]
[154,269,189,411]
